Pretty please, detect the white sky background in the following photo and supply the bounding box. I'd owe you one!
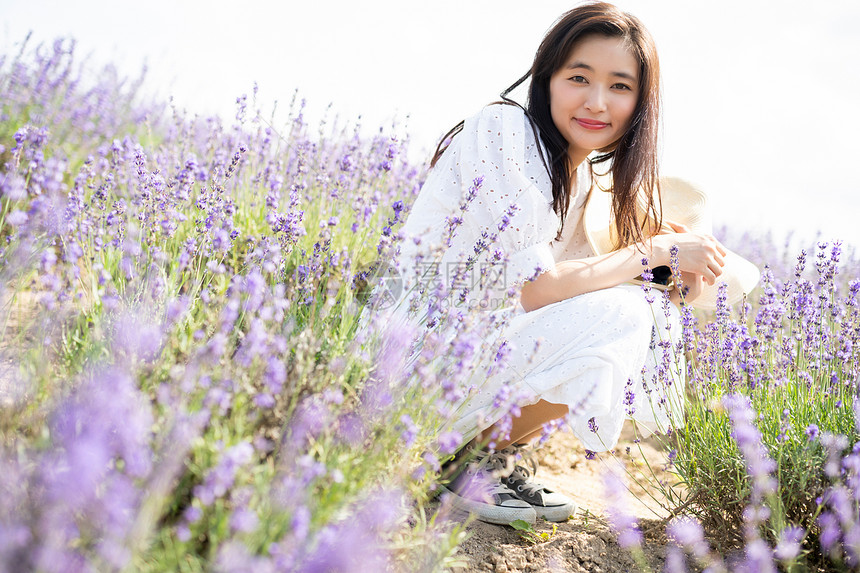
[3,0,860,250]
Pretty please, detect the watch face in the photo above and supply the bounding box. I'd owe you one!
[652,265,672,285]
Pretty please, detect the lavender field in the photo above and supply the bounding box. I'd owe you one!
[2,38,860,572]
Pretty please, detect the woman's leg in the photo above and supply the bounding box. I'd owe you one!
[480,399,568,449]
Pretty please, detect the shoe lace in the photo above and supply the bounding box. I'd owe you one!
[504,444,538,479]
[502,445,546,496]
[453,449,518,497]
[467,449,514,479]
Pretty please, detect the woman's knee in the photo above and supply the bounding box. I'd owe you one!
[589,286,653,329]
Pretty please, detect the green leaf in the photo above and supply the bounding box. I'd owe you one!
[508,519,536,533]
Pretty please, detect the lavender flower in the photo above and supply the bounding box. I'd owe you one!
[229,508,260,534]
[667,517,707,557]
[603,471,642,549]
[774,526,804,561]
[436,430,462,455]
[639,257,655,303]
[399,414,418,447]
[193,442,254,506]
[297,489,404,572]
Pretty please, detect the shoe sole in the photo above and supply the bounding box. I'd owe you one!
[533,502,576,523]
[438,485,537,525]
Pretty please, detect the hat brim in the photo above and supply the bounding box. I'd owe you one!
[684,250,761,310]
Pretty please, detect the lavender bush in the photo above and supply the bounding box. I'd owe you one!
[597,244,860,571]
[617,240,860,571]
[0,37,484,572]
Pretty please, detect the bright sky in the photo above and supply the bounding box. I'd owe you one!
[3,0,860,250]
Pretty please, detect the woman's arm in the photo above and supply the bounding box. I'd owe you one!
[520,231,725,312]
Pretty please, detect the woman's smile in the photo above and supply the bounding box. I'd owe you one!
[575,118,610,130]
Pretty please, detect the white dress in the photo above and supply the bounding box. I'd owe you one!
[385,104,684,452]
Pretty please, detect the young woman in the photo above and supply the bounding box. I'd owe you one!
[380,2,727,525]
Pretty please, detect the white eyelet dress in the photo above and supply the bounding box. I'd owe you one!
[386,104,684,453]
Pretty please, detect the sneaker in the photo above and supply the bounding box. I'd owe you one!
[439,449,537,525]
[500,445,576,522]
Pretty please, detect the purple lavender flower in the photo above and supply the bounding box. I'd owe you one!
[623,378,636,415]
[639,258,655,303]
[215,541,275,573]
[0,363,165,570]
[722,392,780,567]
[744,538,778,573]
[193,442,254,506]
[821,433,849,478]
[0,173,28,200]
[339,154,355,172]
[640,257,654,282]
[774,526,804,561]
[113,313,163,362]
[603,471,642,549]
[229,508,260,534]
[819,512,841,552]
[254,393,275,408]
[298,489,404,572]
[291,505,311,543]
[667,517,709,558]
[399,414,418,447]
[437,430,462,455]
[336,412,368,447]
[663,546,688,573]
[6,209,28,226]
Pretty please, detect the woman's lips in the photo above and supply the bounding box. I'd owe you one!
[575,118,609,130]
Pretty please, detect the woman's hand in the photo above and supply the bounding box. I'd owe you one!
[652,221,727,285]
[670,271,705,306]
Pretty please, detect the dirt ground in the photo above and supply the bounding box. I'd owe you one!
[448,422,679,573]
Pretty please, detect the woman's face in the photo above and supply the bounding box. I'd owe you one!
[549,34,640,167]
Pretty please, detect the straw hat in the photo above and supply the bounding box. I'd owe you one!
[583,175,761,310]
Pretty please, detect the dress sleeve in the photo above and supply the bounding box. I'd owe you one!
[454,104,559,288]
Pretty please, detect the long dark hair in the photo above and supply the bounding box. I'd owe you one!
[432,2,662,248]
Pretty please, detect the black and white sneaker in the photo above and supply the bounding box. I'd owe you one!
[439,449,537,525]
[500,445,576,523]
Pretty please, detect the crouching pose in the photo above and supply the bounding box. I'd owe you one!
[376,2,753,525]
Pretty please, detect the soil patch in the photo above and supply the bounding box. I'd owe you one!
[450,423,678,572]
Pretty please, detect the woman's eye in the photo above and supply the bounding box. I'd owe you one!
[569,75,587,84]
[612,83,632,91]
